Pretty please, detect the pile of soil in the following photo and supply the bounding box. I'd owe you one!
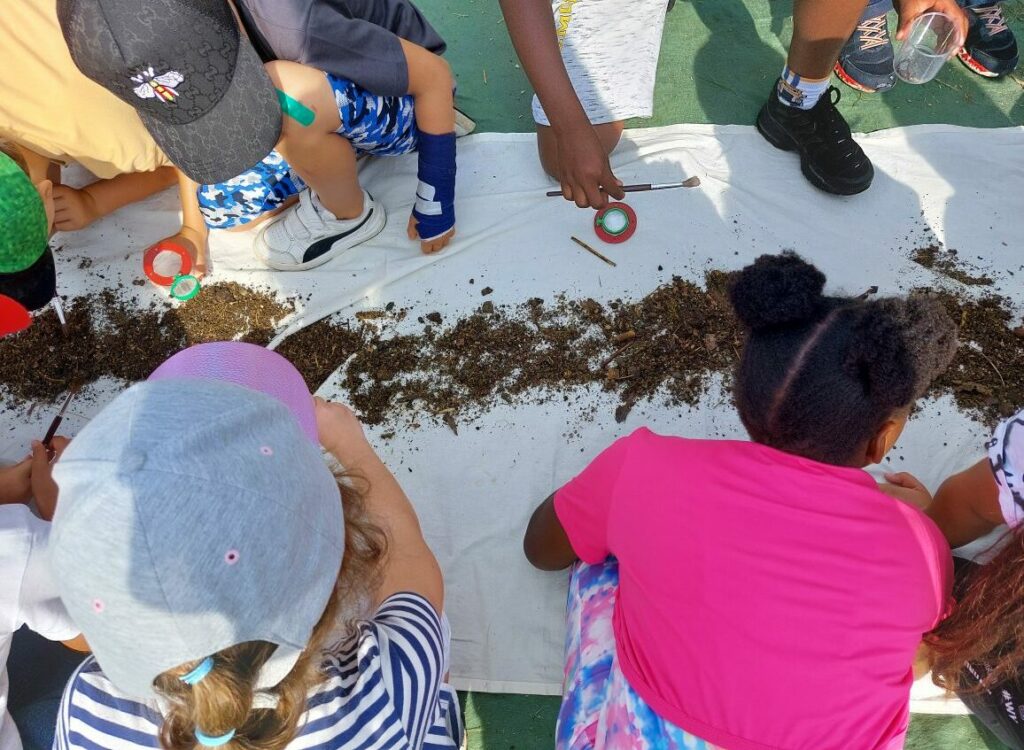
[3,274,1021,431]
[284,272,742,426]
[913,244,994,286]
[927,289,1024,424]
[0,282,293,402]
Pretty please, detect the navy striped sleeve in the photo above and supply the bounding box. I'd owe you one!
[369,593,446,749]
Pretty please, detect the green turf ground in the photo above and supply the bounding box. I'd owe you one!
[426,0,1024,746]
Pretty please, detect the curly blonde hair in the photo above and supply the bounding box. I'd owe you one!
[153,473,386,750]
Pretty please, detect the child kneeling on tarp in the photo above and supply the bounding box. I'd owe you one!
[525,253,960,749]
[59,0,457,271]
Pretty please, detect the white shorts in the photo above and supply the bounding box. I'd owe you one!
[532,0,669,127]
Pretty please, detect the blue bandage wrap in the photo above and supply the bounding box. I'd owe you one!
[412,132,456,241]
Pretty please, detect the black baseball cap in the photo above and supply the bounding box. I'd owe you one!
[57,0,282,185]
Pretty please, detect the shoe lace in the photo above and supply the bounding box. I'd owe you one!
[856,14,890,51]
[975,5,1009,35]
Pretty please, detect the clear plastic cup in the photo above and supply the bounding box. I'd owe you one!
[894,12,963,84]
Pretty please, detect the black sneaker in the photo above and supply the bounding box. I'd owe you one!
[756,83,874,196]
[958,2,1019,78]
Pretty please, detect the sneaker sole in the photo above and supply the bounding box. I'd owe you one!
[755,104,873,196]
[957,48,1004,77]
[256,203,388,271]
[833,62,881,94]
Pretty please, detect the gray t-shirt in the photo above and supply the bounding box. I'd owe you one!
[235,0,446,97]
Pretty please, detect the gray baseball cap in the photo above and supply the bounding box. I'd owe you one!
[51,379,344,700]
[57,0,281,184]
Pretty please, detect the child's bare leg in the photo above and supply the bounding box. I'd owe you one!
[264,61,363,220]
[537,121,624,182]
[51,167,177,231]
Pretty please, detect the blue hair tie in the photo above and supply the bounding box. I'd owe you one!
[180,657,214,686]
[195,729,235,747]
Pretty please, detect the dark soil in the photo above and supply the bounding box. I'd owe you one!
[925,289,1024,424]
[0,282,293,402]
[913,245,994,286]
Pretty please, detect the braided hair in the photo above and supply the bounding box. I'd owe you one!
[728,252,958,466]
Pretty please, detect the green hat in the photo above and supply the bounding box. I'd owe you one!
[0,152,48,274]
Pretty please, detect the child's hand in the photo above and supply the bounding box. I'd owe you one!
[314,398,369,461]
[31,437,70,521]
[880,471,933,510]
[155,226,210,278]
[0,457,33,506]
[407,215,455,255]
[52,185,101,231]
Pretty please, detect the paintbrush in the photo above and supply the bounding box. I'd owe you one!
[546,176,700,197]
[52,297,68,337]
[42,383,79,448]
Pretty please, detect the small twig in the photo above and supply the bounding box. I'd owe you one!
[482,69,488,85]
[570,236,617,268]
[601,340,637,368]
[971,342,1006,389]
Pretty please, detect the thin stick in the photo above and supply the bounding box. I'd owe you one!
[570,236,616,268]
[52,297,68,336]
[547,176,699,197]
[42,383,79,448]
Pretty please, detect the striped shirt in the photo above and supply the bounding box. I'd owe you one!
[55,594,463,750]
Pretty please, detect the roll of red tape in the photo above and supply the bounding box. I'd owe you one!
[143,241,192,287]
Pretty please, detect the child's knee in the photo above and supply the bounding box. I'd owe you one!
[263,60,339,139]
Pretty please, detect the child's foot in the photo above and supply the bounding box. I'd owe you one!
[756,83,874,195]
[958,2,1018,77]
[835,12,897,93]
[254,189,386,271]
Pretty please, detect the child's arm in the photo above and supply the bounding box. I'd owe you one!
[523,494,578,571]
[399,39,456,255]
[153,169,210,277]
[0,458,32,506]
[926,458,1004,548]
[51,167,177,231]
[498,0,623,207]
[315,398,443,614]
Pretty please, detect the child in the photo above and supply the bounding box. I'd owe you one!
[50,381,463,750]
[889,410,1024,749]
[524,253,959,749]
[501,0,964,202]
[0,145,59,319]
[1,436,85,750]
[59,0,457,271]
[1,1,179,243]
[837,0,1017,92]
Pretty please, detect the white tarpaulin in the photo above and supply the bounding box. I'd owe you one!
[3,125,1022,705]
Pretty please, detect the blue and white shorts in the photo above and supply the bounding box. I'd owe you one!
[198,74,419,229]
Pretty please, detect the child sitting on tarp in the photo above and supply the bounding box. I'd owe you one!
[0,1,181,257]
[59,0,458,272]
[524,252,960,749]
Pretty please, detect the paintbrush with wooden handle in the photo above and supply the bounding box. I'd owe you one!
[546,176,700,197]
[42,383,79,449]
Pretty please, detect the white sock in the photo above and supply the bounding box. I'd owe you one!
[776,65,830,110]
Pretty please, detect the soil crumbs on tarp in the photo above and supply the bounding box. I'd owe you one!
[913,245,994,287]
[0,282,293,402]
[3,274,1023,430]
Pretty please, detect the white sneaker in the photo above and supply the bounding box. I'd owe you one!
[254,189,386,271]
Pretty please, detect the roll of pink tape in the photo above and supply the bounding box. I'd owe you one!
[148,342,318,443]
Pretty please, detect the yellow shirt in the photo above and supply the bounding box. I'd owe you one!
[0,0,169,179]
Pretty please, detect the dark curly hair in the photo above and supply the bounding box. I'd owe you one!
[729,252,958,466]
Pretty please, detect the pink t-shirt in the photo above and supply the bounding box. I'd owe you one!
[554,428,952,750]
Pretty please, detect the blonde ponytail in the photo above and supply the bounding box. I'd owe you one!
[153,474,386,750]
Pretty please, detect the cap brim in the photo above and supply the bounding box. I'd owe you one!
[0,246,56,312]
[141,39,282,185]
[148,341,318,443]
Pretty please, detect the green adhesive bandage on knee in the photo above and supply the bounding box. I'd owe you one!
[276,90,315,127]
[0,153,48,273]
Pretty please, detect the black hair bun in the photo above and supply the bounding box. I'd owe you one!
[729,252,826,331]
